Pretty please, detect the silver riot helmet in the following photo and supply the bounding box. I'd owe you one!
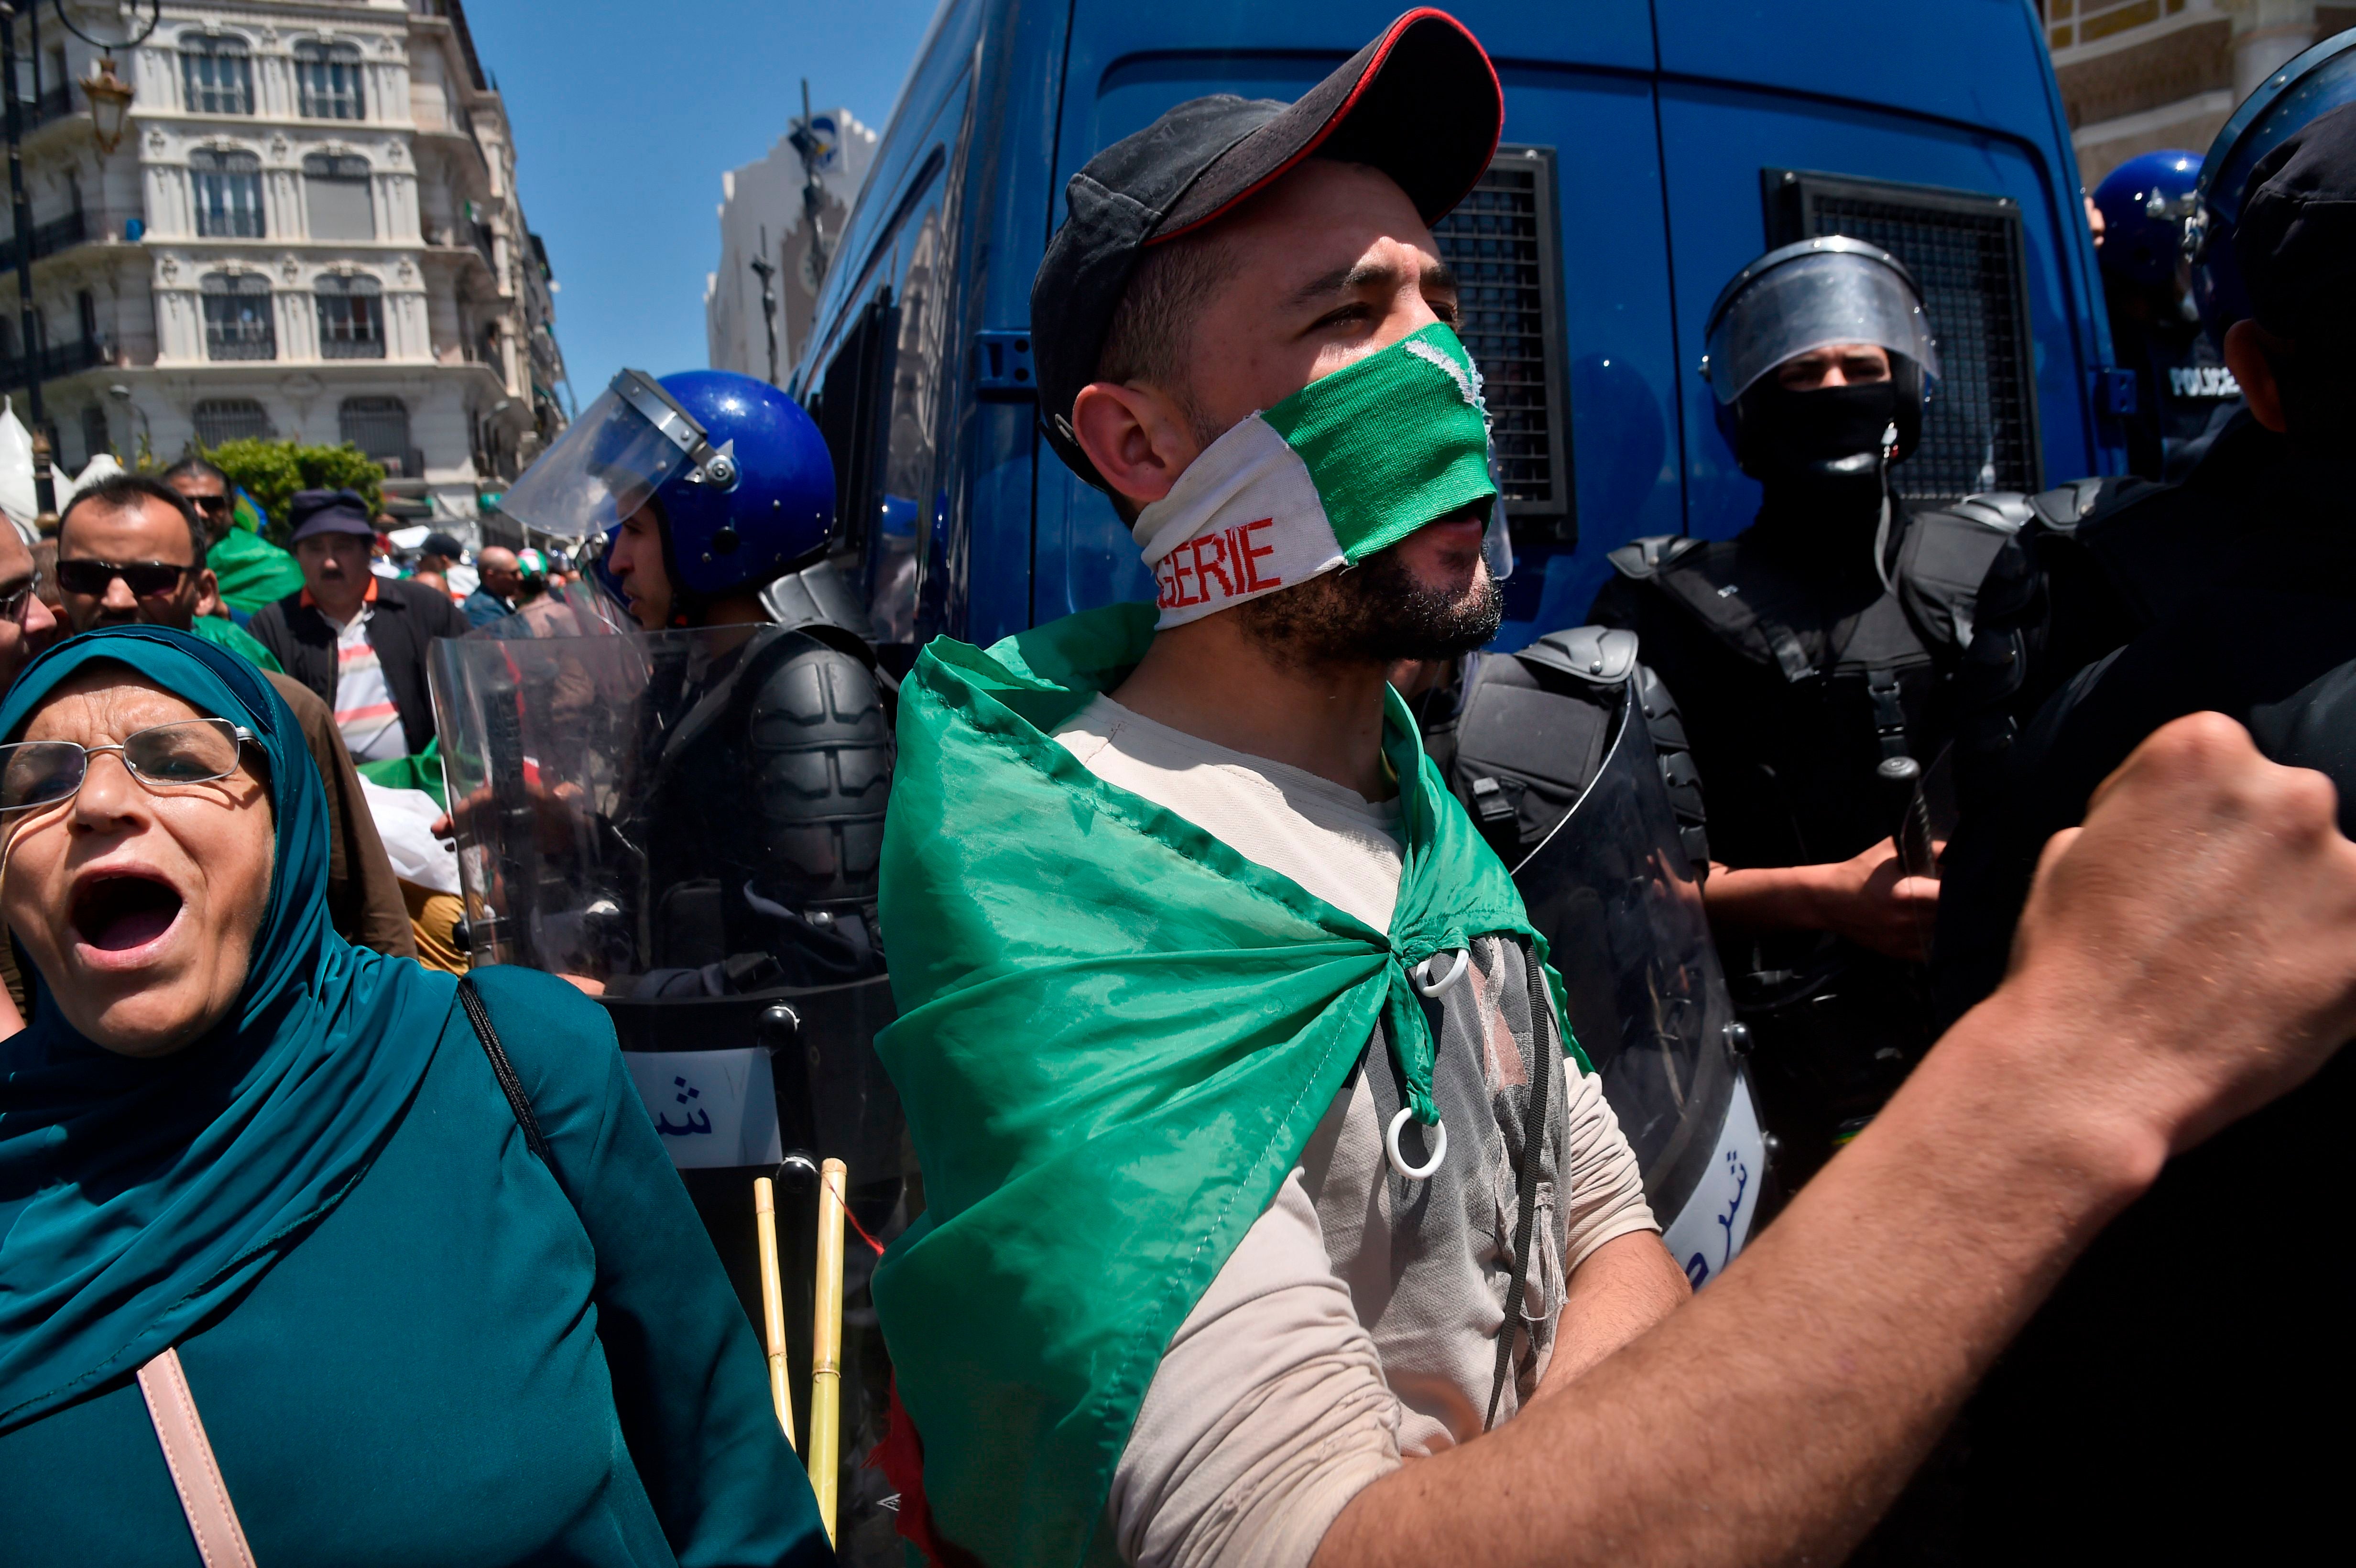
[1701,239,1940,491]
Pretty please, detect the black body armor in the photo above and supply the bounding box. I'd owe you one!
[1587,499,2015,1182]
[1947,412,2293,831]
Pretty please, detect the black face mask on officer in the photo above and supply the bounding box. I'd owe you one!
[1734,379,1904,503]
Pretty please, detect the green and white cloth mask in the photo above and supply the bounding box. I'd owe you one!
[1134,322,1502,629]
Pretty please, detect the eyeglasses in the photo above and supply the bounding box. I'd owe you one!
[0,719,254,814]
[53,559,193,599]
[0,577,35,625]
[187,493,234,515]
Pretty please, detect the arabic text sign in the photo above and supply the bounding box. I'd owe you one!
[622,1046,785,1170]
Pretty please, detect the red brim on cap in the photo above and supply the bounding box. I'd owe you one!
[1152,8,1503,243]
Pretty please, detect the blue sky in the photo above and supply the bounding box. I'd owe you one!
[465,0,944,406]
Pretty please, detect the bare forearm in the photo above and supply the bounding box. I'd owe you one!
[1701,861,1829,937]
[1313,990,2154,1568]
[1536,1230,1690,1395]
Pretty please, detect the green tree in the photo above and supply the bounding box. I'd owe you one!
[200,440,386,547]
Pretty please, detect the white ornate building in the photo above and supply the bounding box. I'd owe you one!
[705,107,874,383]
[2,0,565,529]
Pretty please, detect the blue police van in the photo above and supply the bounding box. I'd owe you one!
[789,0,2119,664]
[785,0,2119,1275]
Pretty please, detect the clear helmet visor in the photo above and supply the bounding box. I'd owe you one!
[494,374,703,545]
[1703,248,1940,405]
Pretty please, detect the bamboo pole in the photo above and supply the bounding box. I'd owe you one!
[753,1176,796,1450]
[808,1158,848,1543]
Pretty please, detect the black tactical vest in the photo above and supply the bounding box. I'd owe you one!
[1592,500,2014,873]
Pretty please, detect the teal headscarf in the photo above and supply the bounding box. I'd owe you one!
[0,627,458,1432]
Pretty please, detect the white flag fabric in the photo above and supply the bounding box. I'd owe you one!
[55,452,124,511]
[0,398,35,542]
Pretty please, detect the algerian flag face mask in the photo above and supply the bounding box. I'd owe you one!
[1132,322,1503,629]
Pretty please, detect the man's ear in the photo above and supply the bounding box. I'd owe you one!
[1069,381,1203,511]
[2223,318,2290,434]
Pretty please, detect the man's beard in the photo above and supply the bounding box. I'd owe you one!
[1237,540,1503,671]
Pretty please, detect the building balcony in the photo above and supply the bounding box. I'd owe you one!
[0,209,88,271]
[0,335,104,385]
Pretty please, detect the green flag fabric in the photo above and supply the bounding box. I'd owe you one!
[1133,323,1495,629]
[356,737,445,810]
[207,526,305,613]
[187,612,284,674]
[872,601,1581,1568]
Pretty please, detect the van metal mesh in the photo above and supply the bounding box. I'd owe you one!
[1434,147,1573,536]
[1766,170,2043,501]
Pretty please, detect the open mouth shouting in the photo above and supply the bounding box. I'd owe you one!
[69,868,187,966]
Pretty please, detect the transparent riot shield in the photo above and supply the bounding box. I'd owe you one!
[1507,683,1765,1282]
[432,620,906,1481]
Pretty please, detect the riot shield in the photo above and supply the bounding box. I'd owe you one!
[434,618,906,1553]
[1507,681,1765,1281]
[431,618,902,1181]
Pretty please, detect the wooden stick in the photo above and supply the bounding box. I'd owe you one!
[753,1176,796,1450]
[808,1158,848,1544]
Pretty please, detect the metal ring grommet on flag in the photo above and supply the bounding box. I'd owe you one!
[1385,1105,1448,1181]
[1416,948,1470,997]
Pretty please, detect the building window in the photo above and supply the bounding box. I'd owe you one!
[193,398,272,447]
[201,273,275,361]
[315,273,385,359]
[189,149,264,239]
[302,153,374,240]
[179,35,254,115]
[339,395,411,473]
[294,41,366,120]
[80,404,109,463]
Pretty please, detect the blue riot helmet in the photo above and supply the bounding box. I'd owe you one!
[2094,150,2202,290]
[500,367,836,608]
[2189,28,2356,342]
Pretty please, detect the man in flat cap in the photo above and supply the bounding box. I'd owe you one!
[869,14,2356,1568]
[249,487,471,762]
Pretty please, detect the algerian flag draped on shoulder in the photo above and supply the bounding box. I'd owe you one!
[872,601,1583,1568]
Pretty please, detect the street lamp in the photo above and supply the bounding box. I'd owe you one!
[77,54,131,154]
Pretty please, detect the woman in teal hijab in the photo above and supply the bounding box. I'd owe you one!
[0,627,830,1567]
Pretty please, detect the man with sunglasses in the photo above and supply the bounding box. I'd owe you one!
[53,474,413,958]
[163,457,303,616]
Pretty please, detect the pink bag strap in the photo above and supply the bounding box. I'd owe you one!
[137,1347,259,1568]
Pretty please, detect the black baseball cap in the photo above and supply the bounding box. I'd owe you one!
[2236,98,2356,346]
[1031,8,1503,488]
[420,531,466,559]
[287,488,376,542]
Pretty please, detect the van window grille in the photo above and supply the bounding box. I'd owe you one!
[1765,168,2042,501]
[1432,145,1573,541]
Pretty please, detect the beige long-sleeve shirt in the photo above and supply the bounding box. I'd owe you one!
[1055,697,1656,1568]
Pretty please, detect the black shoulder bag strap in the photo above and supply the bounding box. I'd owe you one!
[1486,941,1558,1431]
[457,976,553,1166]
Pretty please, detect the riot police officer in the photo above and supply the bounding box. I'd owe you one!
[2094,149,2244,480]
[1938,31,2356,1020]
[1587,239,2016,1187]
[591,369,893,991]
[1920,95,2356,1562]
[445,368,903,1559]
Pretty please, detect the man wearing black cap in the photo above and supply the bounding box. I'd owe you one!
[248,487,470,761]
[1920,100,2356,1560]
[870,15,2356,1568]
